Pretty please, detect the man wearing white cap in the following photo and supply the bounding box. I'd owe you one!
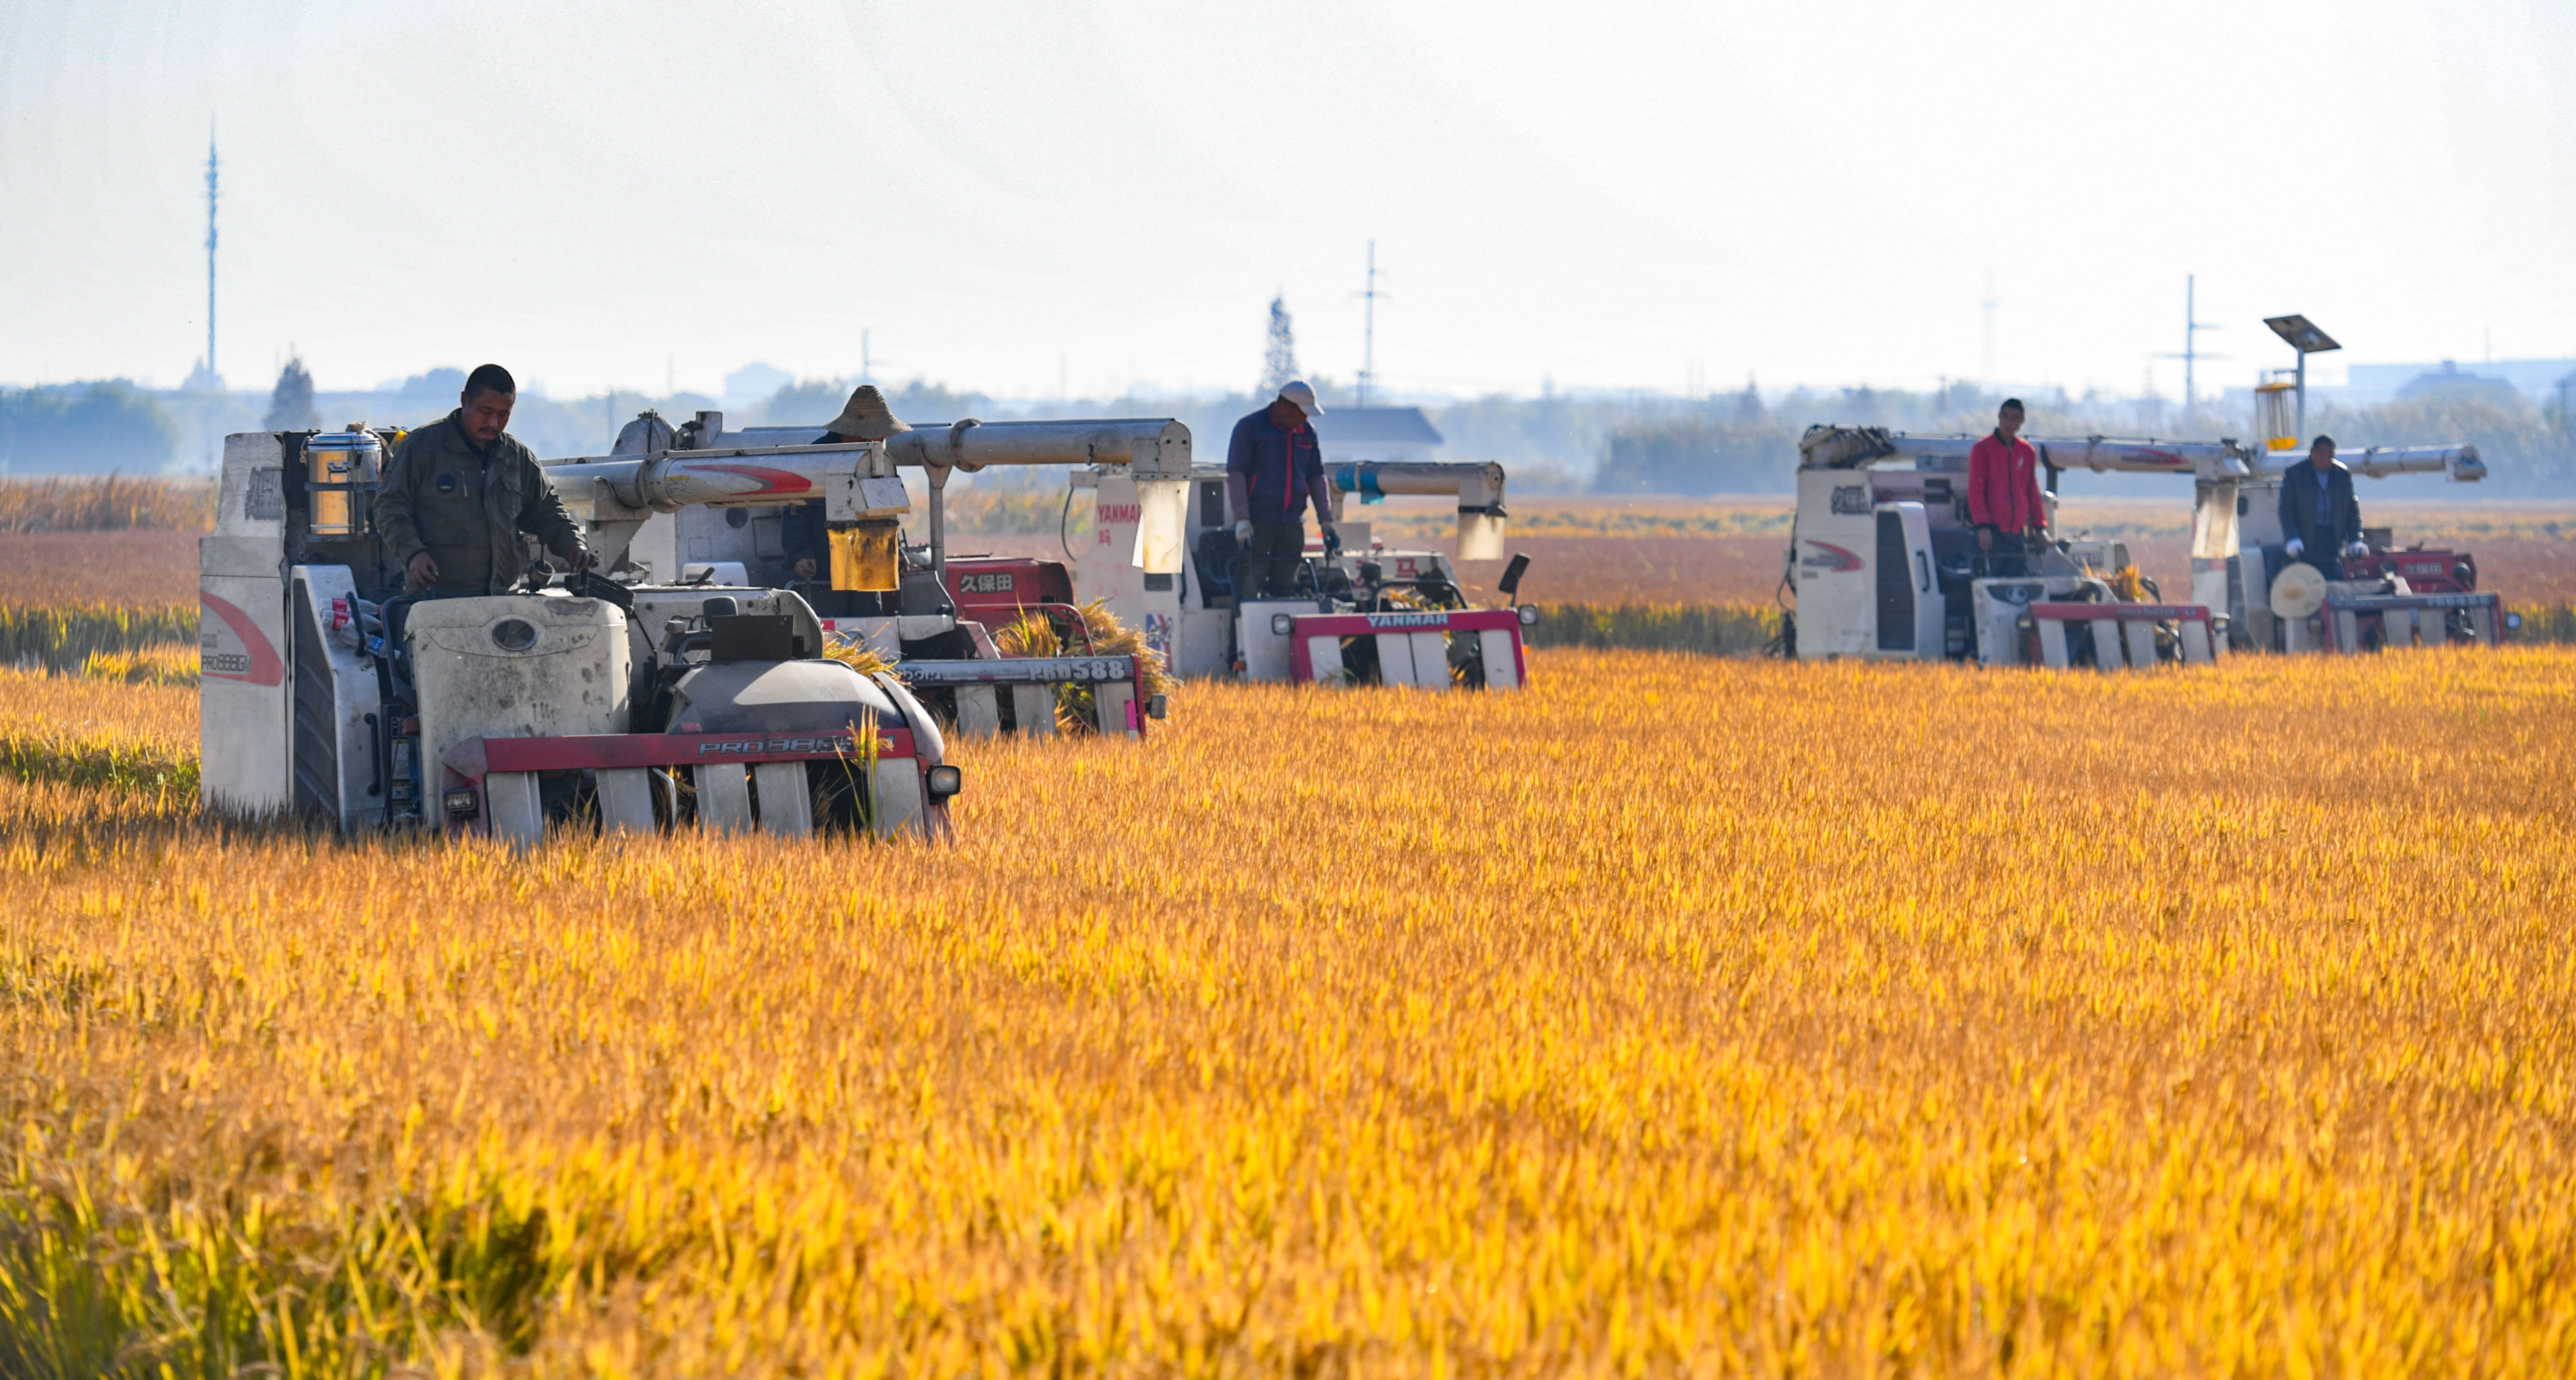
[1226,380,1336,600]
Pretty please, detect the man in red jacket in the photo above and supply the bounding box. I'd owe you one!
[1968,398,2048,575]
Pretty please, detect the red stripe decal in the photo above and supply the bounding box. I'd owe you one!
[200,591,284,686]
[684,463,814,495]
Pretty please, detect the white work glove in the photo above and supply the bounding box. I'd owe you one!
[2285,537,2305,558]
[1234,520,1251,544]
[2343,540,2369,558]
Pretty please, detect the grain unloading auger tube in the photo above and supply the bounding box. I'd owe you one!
[962,456,1539,688]
[199,412,1194,840]
[1783,426,2492,666]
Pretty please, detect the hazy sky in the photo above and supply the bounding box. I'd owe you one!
[5,0,2573,401]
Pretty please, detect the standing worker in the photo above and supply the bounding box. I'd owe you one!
[375,364,592,597]
[1968,397,2048,575]
[2277,434,2366,579]
[780,384,911,584]
[1226,380,1337,600]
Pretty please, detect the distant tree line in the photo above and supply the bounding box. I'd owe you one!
[0,383,177,474]
[4,358,2568,496]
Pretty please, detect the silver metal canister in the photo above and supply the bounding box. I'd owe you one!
[304,427,381,537]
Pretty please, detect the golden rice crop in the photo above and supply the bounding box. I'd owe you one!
[0,666,199,807]
[0,476,215,534]
[1,648,2573,1376]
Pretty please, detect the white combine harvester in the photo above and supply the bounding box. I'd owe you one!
[1785,426,2495,665]
[946,458,1537,689]
[200,412,1192,841]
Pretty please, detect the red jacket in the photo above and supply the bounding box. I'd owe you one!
[1968,432,2046,533]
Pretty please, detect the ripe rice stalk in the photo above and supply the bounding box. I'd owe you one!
[992,597,1176,730]
[0,604,197,673]
[1521,601,1781,655]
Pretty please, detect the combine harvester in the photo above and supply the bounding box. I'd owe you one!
[945,459,1540,689]
[1784,425,2500,666]
[199,411,1191,841]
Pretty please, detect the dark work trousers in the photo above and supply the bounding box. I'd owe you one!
[1238,520,1308,600]
[1975,531,2038,578]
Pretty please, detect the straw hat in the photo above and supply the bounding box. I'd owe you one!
[821,384,911,441]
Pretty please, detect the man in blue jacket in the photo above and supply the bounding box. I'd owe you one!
[1226,380,1337,600]
[2278,435,2365,579]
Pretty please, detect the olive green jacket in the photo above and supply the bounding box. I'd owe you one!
[375,412,586,595]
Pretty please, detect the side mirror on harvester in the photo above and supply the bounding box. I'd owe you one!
[1497,552,1532,602]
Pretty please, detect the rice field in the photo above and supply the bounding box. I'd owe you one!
[3,646,2574,1376]
[1,476,2573,1373]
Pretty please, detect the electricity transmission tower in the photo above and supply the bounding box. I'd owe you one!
[1259,296,1300,398]
[1352,241,1386,406]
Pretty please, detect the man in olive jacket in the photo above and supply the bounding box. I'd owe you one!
[375,364,593,597]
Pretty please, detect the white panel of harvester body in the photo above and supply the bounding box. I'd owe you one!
[1970,577,2090,666]
[287,566,386,832]
[1170,475,1239,677]
[1377,630,1453,688]
[1176,610,1233,677]
[1793,469,1878,657]
[1237,600,1316,681]
[1411,630,1452,689]
[627,509,679,584]
[201,433,292,815]
[1970,579,2041,666]
[871,760,926,838]
[1304,632,1347,685]
[1868,502,1943,661]
[1077,474,1183,672]
[407,595,631,833]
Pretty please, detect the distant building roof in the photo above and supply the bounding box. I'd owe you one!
[2395,360,2522,403]
[2347,357,2576,401]
[1312,406,1443,447]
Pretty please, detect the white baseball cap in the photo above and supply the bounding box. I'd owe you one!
[1277,380,1323,417]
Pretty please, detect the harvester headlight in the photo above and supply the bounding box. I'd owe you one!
[2505,612,2523,632]
[442,788,480,818]
[490,618,537,652]
[1270,613,1294,636]
[924,764,963,801]
[1147,693,1168,720]
[1517,605,1540,627]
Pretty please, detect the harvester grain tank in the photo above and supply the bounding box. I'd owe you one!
[1782,425,2498,665]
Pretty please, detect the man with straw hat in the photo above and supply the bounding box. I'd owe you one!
[781,384,911,584]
